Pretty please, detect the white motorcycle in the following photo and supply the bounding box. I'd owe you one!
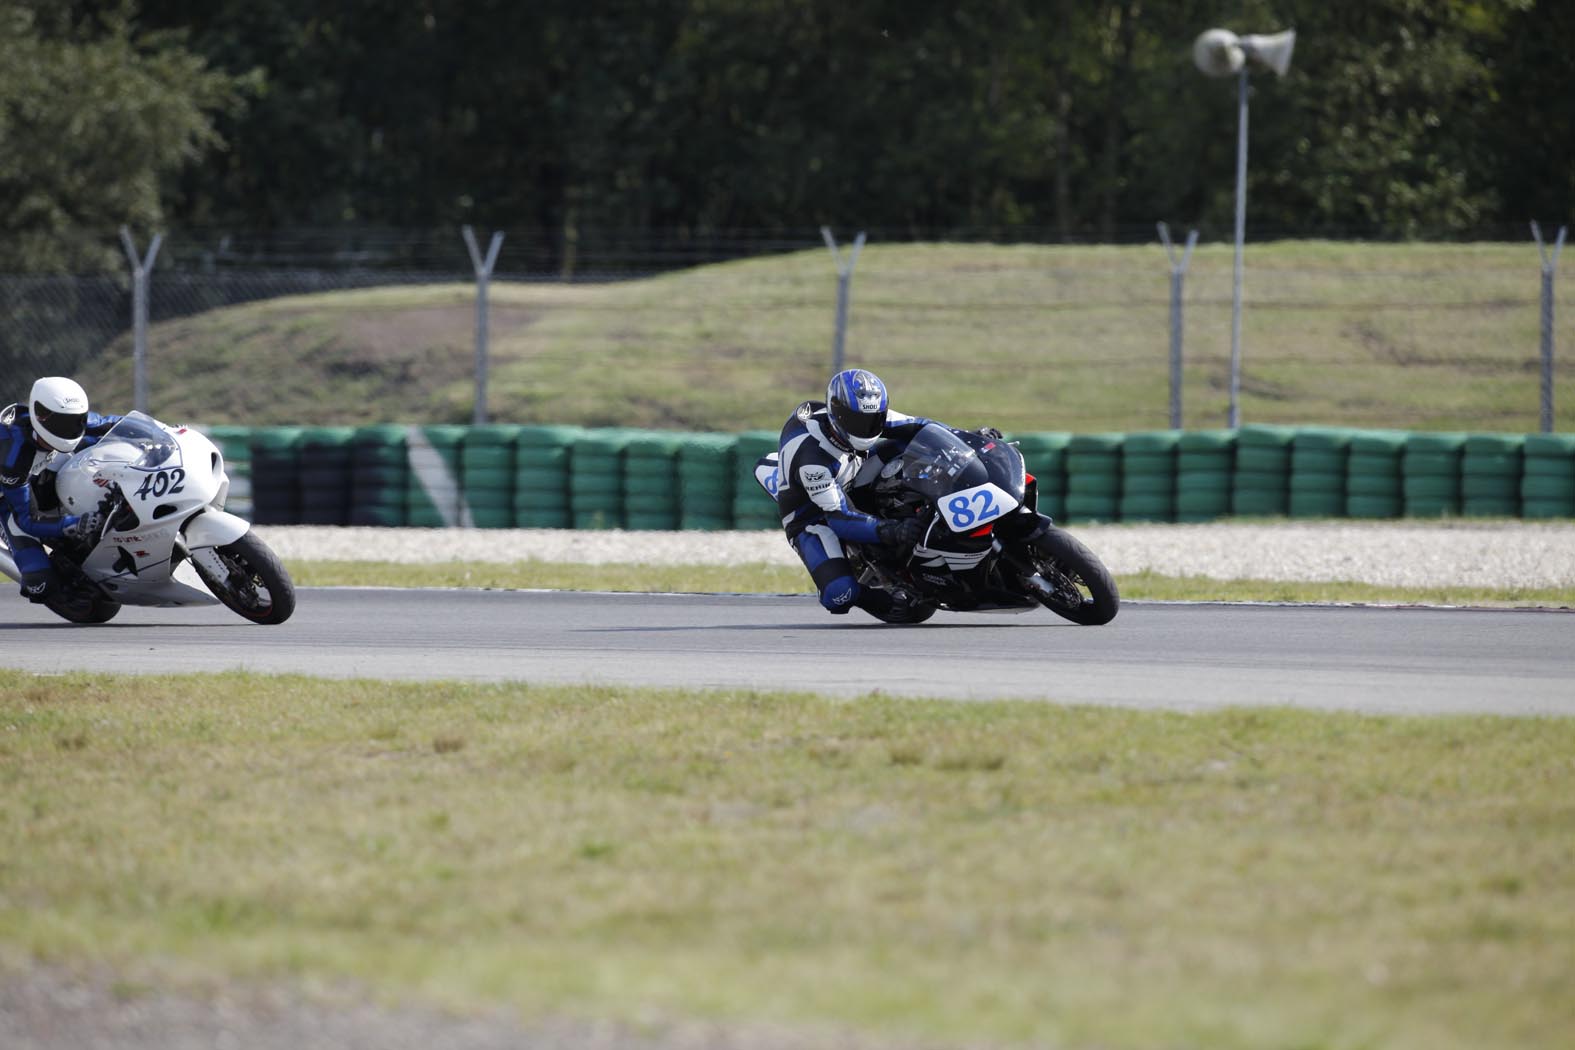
[0,412,295,625]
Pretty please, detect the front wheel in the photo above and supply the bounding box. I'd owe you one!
[192,531,296,625]
[1025,526,1119,626]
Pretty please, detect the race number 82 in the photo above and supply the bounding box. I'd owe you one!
[946,487,1000,529]
[940,482,1016,531]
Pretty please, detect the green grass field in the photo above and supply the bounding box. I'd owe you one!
[282,558,1575,609]
[3,671,1572,1049]
[80,242,1575,434]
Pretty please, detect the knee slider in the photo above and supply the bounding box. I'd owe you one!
[818,574,860,614]
[19,567,59,602]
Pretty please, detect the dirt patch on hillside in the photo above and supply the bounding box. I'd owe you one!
[337,303,542,360]
[1,965,970,1050]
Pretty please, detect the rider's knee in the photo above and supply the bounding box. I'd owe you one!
[818,575,859,614]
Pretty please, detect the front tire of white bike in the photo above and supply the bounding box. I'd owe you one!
[192,531,296,625]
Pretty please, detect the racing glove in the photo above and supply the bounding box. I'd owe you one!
[976,426,1005,440]
[876,516,924,548]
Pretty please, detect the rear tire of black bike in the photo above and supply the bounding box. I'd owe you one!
[864,600,938,625]
[1027,527,1119,626]
[193,531,296,625]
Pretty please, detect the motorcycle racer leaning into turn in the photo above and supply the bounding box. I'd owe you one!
[0,377,122,603]
[777,368,1003,622]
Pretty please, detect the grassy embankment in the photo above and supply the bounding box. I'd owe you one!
[83,241,1575,434]
[3,670,1572,1050]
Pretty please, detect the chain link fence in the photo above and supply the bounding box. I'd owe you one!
[2,227,1568,434]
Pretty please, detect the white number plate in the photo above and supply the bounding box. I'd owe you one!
[938,482,1018,532]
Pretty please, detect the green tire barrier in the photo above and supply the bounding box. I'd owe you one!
[296,426,355,525]
[209,424,1575,528]
[1346,495,1403,519]
[1175,430,1234,521]
[1288,427,1352,519]
[514,425,580,528]
[731,430,781,530]
[405,425,467,528]
[350,425,409,527]
[1402,432,1465,518]
[1064,433,1123,522]
[460,424,520,529]
[1521,433,1575,518]
[677,433,736,531]
[1010,432,1070,521]
[1288,491,1346,518]
[1459,434,1523,518]
[1233,425,1295,517]
[623,431,685,531]
[250,426,303,525]
[568,428,637,531]
[1345,430,1407,518]
[1120,430,1179,522]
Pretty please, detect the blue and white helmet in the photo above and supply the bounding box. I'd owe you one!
[826,368,888,452]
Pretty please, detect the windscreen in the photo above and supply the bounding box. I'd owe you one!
[89,412,180,471]
[880,423,989,502]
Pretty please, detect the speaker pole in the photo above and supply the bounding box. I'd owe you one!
[1194,26,1294,430]
[1229,66,1248,429]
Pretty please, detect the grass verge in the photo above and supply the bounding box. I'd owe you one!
[2,670,1572,1049]
[284,558,1575,609]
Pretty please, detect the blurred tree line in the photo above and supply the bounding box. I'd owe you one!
[2,0,1570,274]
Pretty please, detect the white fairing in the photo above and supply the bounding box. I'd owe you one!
[184,508,251,549]
[47,412,250,607]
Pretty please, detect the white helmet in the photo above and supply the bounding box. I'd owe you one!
[30,376,90,453]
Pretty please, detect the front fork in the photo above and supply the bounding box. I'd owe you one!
[997,511,1063,603]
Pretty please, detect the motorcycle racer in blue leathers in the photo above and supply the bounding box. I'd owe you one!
[775,368,938,621]
[0,377,121,603]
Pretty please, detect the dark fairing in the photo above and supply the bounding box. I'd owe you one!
[867,424,1026,510]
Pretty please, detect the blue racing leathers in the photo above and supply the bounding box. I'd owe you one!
[0,403,121,599]
[775,400,930,614]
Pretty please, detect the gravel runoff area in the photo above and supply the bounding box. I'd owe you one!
[255,521,1575,590]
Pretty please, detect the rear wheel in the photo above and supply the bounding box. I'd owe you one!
[1026,526,1119,625]
[44,589,121,624]
[39,559,121,624]
[863,598,938,625]
[192,531,296,625]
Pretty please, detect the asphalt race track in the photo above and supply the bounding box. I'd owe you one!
[2,588,1571,716]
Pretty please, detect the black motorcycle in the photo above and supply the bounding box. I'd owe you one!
[757,423,1119,625]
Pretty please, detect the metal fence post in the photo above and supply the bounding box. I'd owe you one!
[462,225,505,425]
[821,226,866,374]
[119,226,163,413]
[1532,221,1567,433]
[1158,222,1199,429]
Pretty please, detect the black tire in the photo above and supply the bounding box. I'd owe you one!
[864,600,938,625]
[1026,525,1119,625]
[43,590,121,624]
[193,531,296,625]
